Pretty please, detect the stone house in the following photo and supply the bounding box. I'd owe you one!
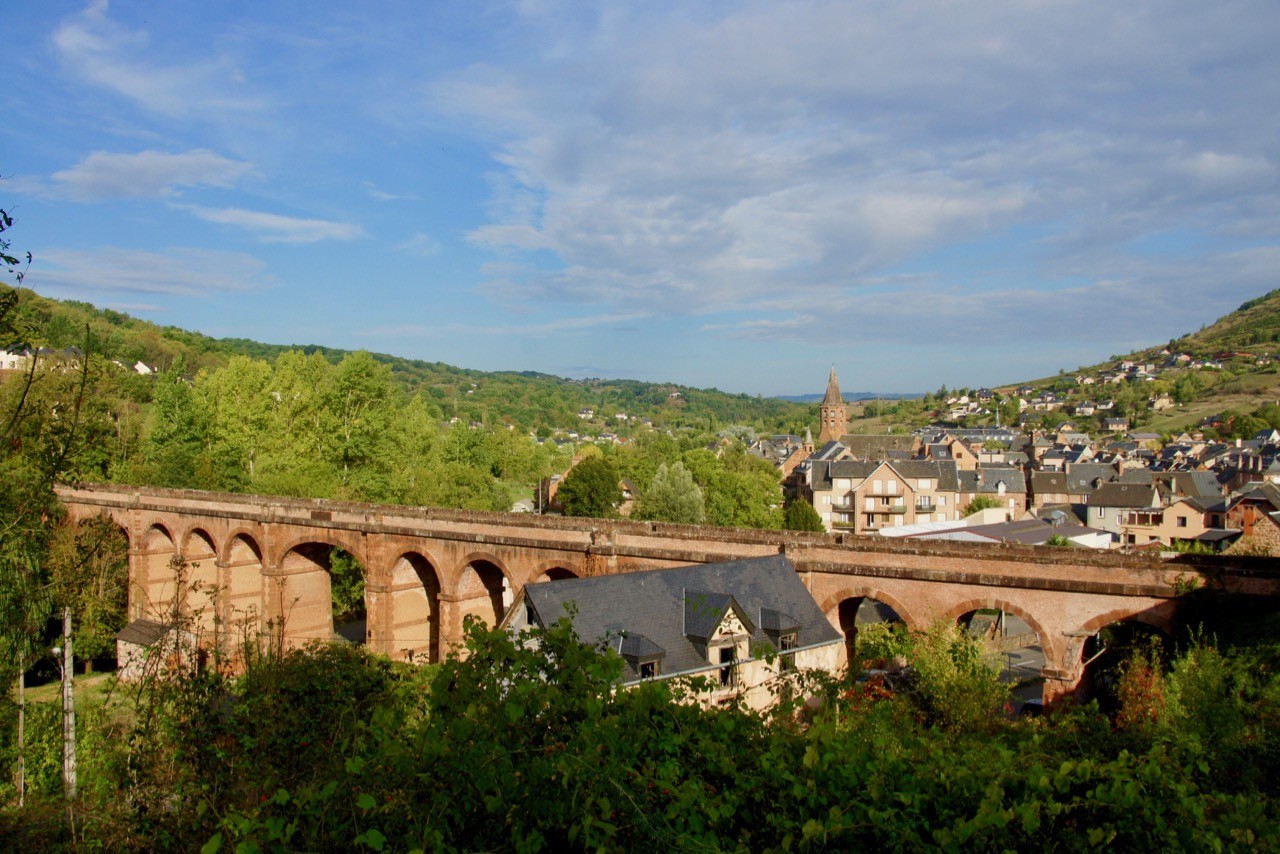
[500,555,844,711]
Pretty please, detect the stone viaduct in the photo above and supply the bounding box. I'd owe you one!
[57,483,1280,701]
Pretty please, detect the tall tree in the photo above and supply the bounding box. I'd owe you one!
[635,462,705,525]
[556,456,621,518]
[783,498,825,532]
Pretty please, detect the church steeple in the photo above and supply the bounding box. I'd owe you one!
[818,365,847,443]
[822,365,843,407]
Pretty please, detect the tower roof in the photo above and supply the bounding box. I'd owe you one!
[822,366,844,406]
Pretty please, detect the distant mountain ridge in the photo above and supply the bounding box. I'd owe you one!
[775,391,924,403]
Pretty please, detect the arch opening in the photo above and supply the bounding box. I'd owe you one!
[533,566,578,583]
[223,534,265,659]
[954,607,1046,712]
[835,596,907,670]
[387,553,442,664]
[139,524,179,622]
[53,515,129,674]
[457,559,511,628]
[1079,619,1172,714]
[183,529,220,637]
[272,543,368,649]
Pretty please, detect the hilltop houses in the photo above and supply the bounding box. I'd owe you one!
[795,365,1266,552]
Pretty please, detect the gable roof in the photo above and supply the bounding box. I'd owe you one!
[1090,481,1159,508]
[518,555,841,683]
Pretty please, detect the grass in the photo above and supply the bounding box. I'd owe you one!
[16,672,136,729]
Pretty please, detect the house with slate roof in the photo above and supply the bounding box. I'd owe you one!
[1086,482,1162,544]
[500,555,844,710]
[1119,496,1237,551]
[958,467,1027,520]
[809,458,962,533]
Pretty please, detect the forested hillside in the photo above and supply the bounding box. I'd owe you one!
[2,285,815,435]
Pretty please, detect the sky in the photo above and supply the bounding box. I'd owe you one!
[4,1,1279,396]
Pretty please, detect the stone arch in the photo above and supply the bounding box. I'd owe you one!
[272,532,366,571]
[821,587,920,667]
[1077,604,1177,638]
[943,598,1058,673]
[136,523,179,621]
[270,540,369,649]
[385,551,442,664]
[181,528,220,636]
[819,587,922,632]
[1074,606,1177,708]
[223,533,265,650]
[455,552,514,628]
[528,559,582,584]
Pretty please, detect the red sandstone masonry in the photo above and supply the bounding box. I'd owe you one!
[57,483,1280,700]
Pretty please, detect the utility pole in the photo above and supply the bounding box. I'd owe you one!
[16,655,24,808]
[61,608,77,808]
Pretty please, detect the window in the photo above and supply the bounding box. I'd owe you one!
[1176,517,1187,528]
[639,661,658,679]
[718,646,737,687]
[1098,508,1106,518]
[939,496,947,507]
[779,633,797,672]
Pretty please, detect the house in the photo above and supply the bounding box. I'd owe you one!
[809,459,961,533]
[1102,417,1129,433]
[1086,482,1163,544]
[500,555,845,710]
[957,467,1027,520]
[115,618,200,682]
[1118,496,1235,550]
[839,433,921,461]
[883,516,1112,550]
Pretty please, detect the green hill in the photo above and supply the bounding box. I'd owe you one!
[0,284,816,436]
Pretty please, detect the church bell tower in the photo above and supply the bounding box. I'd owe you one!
[818,365,847,443]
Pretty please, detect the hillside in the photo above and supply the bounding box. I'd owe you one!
[0,285,816,435]
[842,288,1280,437]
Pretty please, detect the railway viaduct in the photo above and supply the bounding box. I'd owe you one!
[57,483,1280,702]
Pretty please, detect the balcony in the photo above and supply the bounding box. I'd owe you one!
[915,501,936,512]
[886,506,908,515]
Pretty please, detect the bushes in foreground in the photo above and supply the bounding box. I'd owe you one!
[4,618,1280,850]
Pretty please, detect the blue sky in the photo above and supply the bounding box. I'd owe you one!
[4,1,1279,396]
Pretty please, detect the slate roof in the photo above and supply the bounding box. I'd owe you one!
[520,555,842,683]
[1090,482,1159,508]
[116,618,172,647]
[958,468,1027,495]
[840,434,919,460]
[1062,463,1119,496]
[1031,472,1068,494]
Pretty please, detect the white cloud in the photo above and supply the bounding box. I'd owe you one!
[51,149,253,201]
[396,232,442,256]
[183,205,364,243]
[425,0,1280,332]
[53,1,265,118]
[30,247,271,297]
